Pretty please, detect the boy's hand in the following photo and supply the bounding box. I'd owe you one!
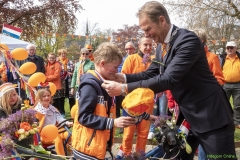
[149,115,158,122]
[114,117,135,128]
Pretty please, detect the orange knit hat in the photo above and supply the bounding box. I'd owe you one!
[122,88,154,117]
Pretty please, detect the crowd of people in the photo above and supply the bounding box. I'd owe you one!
[0,1,239,160]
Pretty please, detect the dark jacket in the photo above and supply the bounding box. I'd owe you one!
[78,70,114,132]
[126,25,233,133]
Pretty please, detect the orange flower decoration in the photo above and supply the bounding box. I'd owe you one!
[15,131,19,138]
[20,122,32,131]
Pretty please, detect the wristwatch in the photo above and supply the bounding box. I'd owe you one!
[121,84,128,96]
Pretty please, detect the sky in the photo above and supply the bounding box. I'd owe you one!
[75,0,181,35]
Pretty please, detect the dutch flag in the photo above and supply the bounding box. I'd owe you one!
[2,23,22,39]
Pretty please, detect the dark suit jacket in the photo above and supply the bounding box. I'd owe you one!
[126,25,233,133]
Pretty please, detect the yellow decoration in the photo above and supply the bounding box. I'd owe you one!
[28,72,46,87]
[0,44,9,51]
[48,82,57,96]
[19,62,37,75]
[41,125,58,142]
[11,48,28,60]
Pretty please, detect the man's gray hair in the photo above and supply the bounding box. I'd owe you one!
[26,44,36,50]
[81,48,89,53]
[125,42,135,48]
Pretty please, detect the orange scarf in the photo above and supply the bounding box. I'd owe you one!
[59,57,69,71]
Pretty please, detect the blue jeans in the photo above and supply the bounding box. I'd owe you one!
[149,93,167,132]
[198,145,207,160]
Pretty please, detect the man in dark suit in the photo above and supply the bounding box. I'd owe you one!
[16,44,45,101]
[102,1,236,160]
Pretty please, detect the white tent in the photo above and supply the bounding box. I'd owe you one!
[0,34,33,51]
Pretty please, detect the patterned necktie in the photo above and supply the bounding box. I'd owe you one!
[161,43,167,58]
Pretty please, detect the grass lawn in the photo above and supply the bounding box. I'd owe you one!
[64,97,240,142]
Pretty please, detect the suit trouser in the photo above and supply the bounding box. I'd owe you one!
[180,122,237,160]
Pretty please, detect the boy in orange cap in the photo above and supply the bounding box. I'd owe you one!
[116,37,155,158]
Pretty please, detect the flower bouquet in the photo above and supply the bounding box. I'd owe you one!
[0,106,38,158]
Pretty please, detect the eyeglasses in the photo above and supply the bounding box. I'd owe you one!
[82,53,89,55]
[48,57,56,60]
[227,47,234,50]
[125,48,133,50]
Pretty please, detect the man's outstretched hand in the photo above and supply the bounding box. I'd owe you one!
[101,80,122,97]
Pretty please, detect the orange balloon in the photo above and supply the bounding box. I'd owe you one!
[19,62,37,75]
[48,82,56,96]
[11,48,28,60]
[40,125,58,142]
[28,72,46,87]
[0,44,9,51]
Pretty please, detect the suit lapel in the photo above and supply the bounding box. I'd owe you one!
[157,25,180,73]
[162,25,180,67]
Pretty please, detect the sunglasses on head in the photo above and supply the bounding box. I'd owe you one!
[227,46,234,50]
[82,53,89,55]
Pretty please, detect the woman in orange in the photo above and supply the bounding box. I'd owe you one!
[45,53,62,112]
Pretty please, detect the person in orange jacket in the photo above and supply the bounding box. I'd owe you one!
[71,42,137,160]
[44,53,63,112]
[116,37,154,158]
[193,29,225,86]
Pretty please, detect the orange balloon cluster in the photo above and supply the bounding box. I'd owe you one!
[1,44,57,96]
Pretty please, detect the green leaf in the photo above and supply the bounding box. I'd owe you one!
[30,144,50,154]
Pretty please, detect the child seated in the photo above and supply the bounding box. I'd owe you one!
[33,87,72,156]
[0,83,21,119]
